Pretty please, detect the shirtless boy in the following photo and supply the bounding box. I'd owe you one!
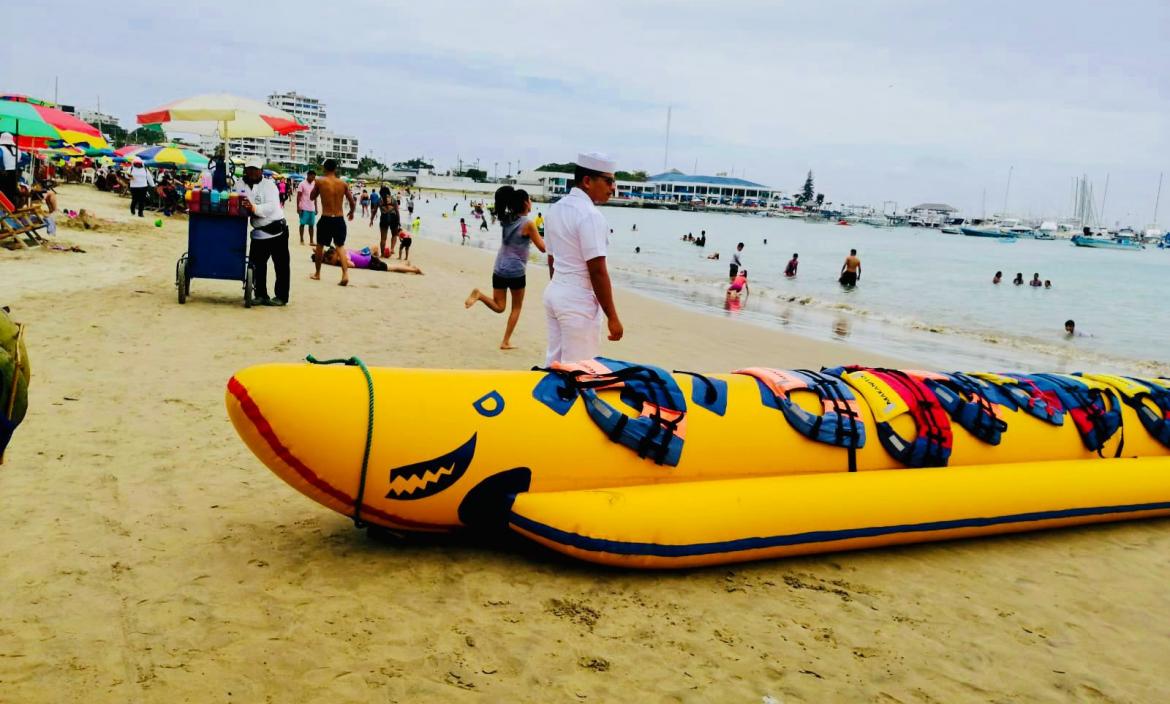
[839,248,861,287]
[310,159,356,286]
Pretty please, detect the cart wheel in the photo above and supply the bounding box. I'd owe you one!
[243,266,254,308]
[176,257,188,304]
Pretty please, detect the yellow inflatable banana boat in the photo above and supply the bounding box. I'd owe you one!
[225,357,1170,568]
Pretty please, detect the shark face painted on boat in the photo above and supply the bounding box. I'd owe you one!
[386,434,476,500]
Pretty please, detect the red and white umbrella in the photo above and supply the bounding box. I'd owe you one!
[137,93,306,144]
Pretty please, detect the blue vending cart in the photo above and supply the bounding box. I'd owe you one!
[176,211,254,306]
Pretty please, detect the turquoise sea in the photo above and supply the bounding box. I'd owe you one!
[413,193,1168,375]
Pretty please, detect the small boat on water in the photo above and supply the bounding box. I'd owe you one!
[961,226,1016,238]
[961,218,1039,239]
[1072,234,1145,251]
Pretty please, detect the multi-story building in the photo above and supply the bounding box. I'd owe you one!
[226,91,360,169]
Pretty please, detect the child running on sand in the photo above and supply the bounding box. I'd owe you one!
[460,218,468,244]
[464,186,546,350]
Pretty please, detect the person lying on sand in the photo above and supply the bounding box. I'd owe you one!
[315,247,422,274]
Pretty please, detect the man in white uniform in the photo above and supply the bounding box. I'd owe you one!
[542,152,623,364]
[237,157,290,306]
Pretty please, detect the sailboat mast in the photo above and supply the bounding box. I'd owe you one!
[1002,165,1013,215]
[663,105,671,172]
[1099,173,1110,227]
[1154,171,1164,227]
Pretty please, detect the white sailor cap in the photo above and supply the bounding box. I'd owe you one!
[576,152,616,174]
[244,156,265,170]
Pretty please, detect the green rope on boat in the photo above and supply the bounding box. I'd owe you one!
[306,354,375,528]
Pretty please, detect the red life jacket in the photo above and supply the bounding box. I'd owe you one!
[826,366,953,468]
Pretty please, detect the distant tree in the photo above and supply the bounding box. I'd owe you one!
[393,157,433,170]
[125,124,165,146]
[536,162,576,173]
[460,168,488,182]
[357,155,388,176]
[815,193,824,207]
[616,170,648,182]
[796,170,815,206]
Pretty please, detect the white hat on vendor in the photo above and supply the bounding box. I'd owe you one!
[244,156,265,171]
[575,152,616,174]
[0,133,14,147]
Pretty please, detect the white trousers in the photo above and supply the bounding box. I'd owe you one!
[543,280,600,365]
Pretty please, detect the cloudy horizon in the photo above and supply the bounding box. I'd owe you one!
[5,0,1167,224]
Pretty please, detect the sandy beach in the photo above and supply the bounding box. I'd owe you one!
[2,184,1169,702]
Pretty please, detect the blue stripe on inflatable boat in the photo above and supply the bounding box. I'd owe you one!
[509,501,1170,559]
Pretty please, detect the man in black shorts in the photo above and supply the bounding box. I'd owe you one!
[310,159,356,286]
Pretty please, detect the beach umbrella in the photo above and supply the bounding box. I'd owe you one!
[0,95,109,150]
[136,93,306,161]
[123,144,209,170]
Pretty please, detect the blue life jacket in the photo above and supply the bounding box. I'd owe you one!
[533,358,687,466]
[734,368,865,470]
[969,373,1066,426]
[925,373,1009,445]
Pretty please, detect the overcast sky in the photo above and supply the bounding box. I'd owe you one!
[5,0,1168,224]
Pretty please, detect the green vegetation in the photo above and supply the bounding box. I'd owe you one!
[394,157,434,170]
[796,170,815,207]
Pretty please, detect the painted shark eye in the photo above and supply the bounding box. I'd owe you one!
[386,434,477,500]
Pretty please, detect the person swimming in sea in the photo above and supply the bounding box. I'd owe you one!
[1029,273,1042,287]
[992,271,1002,284]
[1013,273,1024,286]
[1045,280,1052,289]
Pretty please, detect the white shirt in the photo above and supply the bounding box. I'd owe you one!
[129,166,155,188]
[732,250,743,268]
[545,188,609,288]
[0,145,19,171]
[235,176,284,238]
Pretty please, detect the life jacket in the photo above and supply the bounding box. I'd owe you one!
[826,366,952,468]
[1023,374,1122,454]
[733,368,866,470]
[1080,374,1170,449]
[969,372,1065,425]
[911,371,1009,445]
[532,357,687,466]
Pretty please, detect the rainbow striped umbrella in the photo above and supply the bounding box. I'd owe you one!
[128,143,212,169]
[0,95,109,150]
[118,144,209,170]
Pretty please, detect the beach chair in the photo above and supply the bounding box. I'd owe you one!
[81,167,95,184]
[0,193,46,249]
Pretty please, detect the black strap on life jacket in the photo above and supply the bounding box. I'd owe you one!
[533,362,686,466]
[926,374,1009,445]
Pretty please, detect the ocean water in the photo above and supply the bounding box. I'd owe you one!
[410,193,1168,375]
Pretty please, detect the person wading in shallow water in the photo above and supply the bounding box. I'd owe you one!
[839,248,861,287]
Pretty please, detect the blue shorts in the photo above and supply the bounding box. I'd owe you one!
[299,210,317,227]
